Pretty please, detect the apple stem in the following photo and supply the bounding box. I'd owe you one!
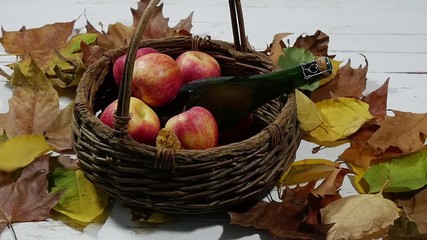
[114,0,160,137]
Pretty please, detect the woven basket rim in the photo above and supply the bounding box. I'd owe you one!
[74,36,295,158]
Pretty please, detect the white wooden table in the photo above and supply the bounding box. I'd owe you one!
[0,0,426,239]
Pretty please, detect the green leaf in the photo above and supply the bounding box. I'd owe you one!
[279,47,315,69]
[51,167,109,223]
[363,148,427,193]
[278,48,319,91]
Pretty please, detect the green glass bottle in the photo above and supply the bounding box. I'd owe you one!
[157,57,333,129]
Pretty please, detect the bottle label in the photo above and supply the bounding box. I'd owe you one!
[302,57,333,84]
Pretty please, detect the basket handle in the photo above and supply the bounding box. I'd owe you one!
[228,0,248,52]
[114,0,161,137]
[114,0,249,137]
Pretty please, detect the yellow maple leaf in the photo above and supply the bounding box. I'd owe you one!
[0,135,52,172]
[296,90,373,142]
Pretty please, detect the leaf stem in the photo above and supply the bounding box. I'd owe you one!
[7,223,17,240]
[0,67,11,80]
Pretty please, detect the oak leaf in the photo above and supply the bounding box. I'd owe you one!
[367,110,427,155]
[0,59,73,151]
[310,57,368,102]
[0,155,63,233]
[321,192,399,240]
[51,167,109,223]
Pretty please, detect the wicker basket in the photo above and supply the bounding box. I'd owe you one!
[72,0,301,215]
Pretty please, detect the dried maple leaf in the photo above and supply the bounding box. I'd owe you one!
[0,59,73,151]
[85,0,193,62]
[362,79,390,120]
[229,182,317,239]
[0,22,75,65]
[339,124,381,169]
[367,110,427,155]
[293,30,335,58]
[0,155,62,233]
[310,57,368,102]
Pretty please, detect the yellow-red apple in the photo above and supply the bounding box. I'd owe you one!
[112,47,158,86]
[175,51,221,84]
[165,106,218,150]
[132,53,182,107]
[99,97,160,145]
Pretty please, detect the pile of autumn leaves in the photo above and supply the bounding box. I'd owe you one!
[227,32,427,239]
[0,0,192,235]
[0,0,426,239]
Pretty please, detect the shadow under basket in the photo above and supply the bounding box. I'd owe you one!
[72,36,301,215]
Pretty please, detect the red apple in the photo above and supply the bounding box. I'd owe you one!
[113,47,158,86]
[175,50,221,84]
[99,97,160,145]
[165,106,218,150]
[132,53,182,107]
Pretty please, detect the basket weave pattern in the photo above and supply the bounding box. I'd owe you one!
[72,37,301,214]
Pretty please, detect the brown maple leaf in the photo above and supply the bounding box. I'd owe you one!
[84,0,192,63]
[0,21,75,66]
[229,182,317,239]
[0,155,62,233]
[293,30,335,58]
[362,79,390,120]
[0,59,72,151]
[367,110,427,155]
[310,57,368,102]
[339,124,381,169]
